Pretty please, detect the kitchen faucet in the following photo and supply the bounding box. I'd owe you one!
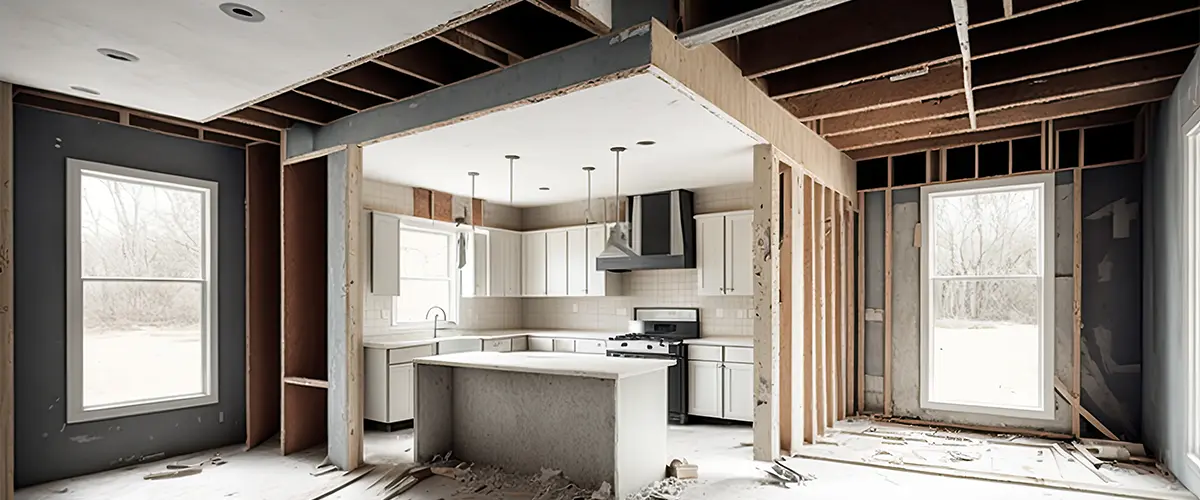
[425,306,448,337]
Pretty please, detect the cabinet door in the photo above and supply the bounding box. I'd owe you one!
[566,227,588,296]
[546,230,569,296]
[552,339,575,352]
[695,216,727,296]
[723,362,754,422]
[464,231,488,297]
[388,363,414,422]
[522,232,547,296]
[529,337,554,352]
[688,360,723,418]
[487,231,509,297]
[371,212,401,295]
[586,225,608,296]
[724,213,753,296]
[503,231,523,297]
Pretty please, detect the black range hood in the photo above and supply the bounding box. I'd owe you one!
[596,189,695,272]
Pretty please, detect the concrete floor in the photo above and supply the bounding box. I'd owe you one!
[16,423,1184,499]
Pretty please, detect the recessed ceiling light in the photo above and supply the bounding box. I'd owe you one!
[97,48,139,63]
[636,140,656,146]
[539,187,550,191]
[220,2,266,22]
[69,86,100,96]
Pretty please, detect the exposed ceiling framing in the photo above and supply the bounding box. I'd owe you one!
[214,0,606,130]
[680,0,1198,153]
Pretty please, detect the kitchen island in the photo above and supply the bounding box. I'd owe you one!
[413,351,673,498]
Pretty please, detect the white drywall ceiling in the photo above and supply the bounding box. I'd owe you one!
[363,74,761,207]
[0,0,496,121]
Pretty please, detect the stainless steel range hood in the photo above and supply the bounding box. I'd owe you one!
[596,189,695,272]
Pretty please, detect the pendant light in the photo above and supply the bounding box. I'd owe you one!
[597,146,637,259]
[583,166,596,225]
[506,155,519,206]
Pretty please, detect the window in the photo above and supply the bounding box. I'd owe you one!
[66,159,218,423]
[920,174,1054,419]
[391,224,459,326]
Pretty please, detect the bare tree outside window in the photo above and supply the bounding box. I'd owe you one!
[67,159,217,423]
[922,175,1053,418]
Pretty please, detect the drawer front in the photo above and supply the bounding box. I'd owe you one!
[438,338,482,355]
[388,344,436,365]
[574,339,607,354]
[724,346,754,364]
[511,336,528,351]
[689,345,723,362]
[483,338,513,352]
[529,337,554,351]
[552,339,576,352]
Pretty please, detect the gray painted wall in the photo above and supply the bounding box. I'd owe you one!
[859,166,1144,437]
[13,106,246,486]
[1144,48,1200,493]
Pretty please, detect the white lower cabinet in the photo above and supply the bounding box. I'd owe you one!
[553,339,576,352]
[687,346,753,422]
[529,337,554,352]
[687,360,723,418]
[388,363,414,422]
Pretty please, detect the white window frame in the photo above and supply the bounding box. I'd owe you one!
[65,159,219,423]
[919,173,1055,420]
[1184,111,1200,476]
[390,218,460,329]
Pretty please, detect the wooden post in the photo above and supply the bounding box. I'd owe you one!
[803,175,817,444]
[857,193,865,414]
[750,144,781,461]
[1072,162,1082,437]
[883,188,893,416]
[1,81,14,500]
[824,188,836,428]
[779,163,793,454]
[327,146,364,470]
[816,185,827,436]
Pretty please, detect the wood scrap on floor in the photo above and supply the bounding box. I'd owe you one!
[142,454,228,480]
[309,465,376,500]
[762,459,816,488]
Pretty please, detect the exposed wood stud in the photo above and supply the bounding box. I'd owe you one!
[677,0,855,48]
[325,64,435,101]
[950,0,977,129]
[803,175,817,444]
[856,192,865,414]
[205,118,282,143]
[525,0,608,34]
[294,80,389,112]
[436,29,514,67]
[883,186,893,416]
[226,107,292,130]
[816,183,827,437]
[253,92,349,126]
[1003,0,1013,17]
[849,123,1041,159]
[825,187,836,429]
[1071,146,1082,438]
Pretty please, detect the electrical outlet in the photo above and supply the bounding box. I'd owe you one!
[572,303,579,313]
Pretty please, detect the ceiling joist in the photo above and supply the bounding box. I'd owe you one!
[677,0,855,48]
[325,64,436,101]
[949,0,977,129]
[253,93,349,125]
[436,29,515,67]
[848,122,1042,159]
[525,0,609,34]
[294,80,388,112]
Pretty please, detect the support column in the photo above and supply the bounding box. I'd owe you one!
[327,146,363,470]
[752,143,781,460]
[1,81,13,500]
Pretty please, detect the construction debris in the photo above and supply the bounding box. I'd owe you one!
[763,459,816,488]
[142,454,226,480]
[629,476,689,500]
[666,458,698,479]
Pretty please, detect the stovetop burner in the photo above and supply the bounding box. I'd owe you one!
[610,333,677,342]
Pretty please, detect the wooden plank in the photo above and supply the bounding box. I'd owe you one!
[526,0,608,34]
[830,80,1177,151]
[833,195,845,420]
[284,376,330,389]
[326,64,435,101]
[778,62,964,120]
[856,193,865,413]
[246,143,282,451]
[436,29,513,67]
[740,0,953,78]
[294,80,389,112]
[254,93,348,126]
[764,29,960,99]
[1054,378,1119,440]
[803,176,817,443]
[457,14,542,60]
[226,107,292,130]
[432,191,453,222]
[848,123,1041,160]
[327,146,364,470]
[1,81,14,500]
[375,39,497,87]
[1072,159,1082,437]
[205,118,281,143]
[824,187,836,428]
[751,144,782,461]
[816,184,828,436]
[950,0,977,129]
[780,164,794,453]
[883,188,893,416]
[677,0,855,48]
[413,188,432,219]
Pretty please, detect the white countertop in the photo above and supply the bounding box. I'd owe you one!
[363,329,621,349]
[684,336,754,347]
[413,351,675,380]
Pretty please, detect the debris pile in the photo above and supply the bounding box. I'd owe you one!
[762,459,815,488]
[628,476,690,500]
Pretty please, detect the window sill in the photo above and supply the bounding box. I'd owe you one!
[919,398,1055,421]
[68,393,219,424]
[1186,453,1200,483]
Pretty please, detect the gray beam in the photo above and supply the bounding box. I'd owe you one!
[676,0,854,48]
[287,24,655,160]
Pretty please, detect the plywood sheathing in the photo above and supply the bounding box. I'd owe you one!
[413,188,432,219]
[1,81,14,500]
[326,146,364,470]
[246,143,282,450]
[432,190,453,223]
[750,143,781,461]
[648,21,856,199]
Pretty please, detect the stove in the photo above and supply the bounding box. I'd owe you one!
[606,308,699,424]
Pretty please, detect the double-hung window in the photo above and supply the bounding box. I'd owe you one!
[391,224,459,326]
[920,174,1054,419]
[66,159,218,423]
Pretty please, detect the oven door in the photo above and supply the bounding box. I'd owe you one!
[606,351,687,424]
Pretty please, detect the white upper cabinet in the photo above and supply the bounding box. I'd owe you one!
[463,230,489,298]
[724,213,753,296]
[371,212,401,296]
[695,211,753,296]
[566,227,588,296]
[487,229,522,297]
[546,230,569,296]
[523,232,547,296]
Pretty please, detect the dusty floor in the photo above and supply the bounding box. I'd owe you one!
[16,423,1196,499]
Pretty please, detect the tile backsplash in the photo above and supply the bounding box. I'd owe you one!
[522,269,754,336]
